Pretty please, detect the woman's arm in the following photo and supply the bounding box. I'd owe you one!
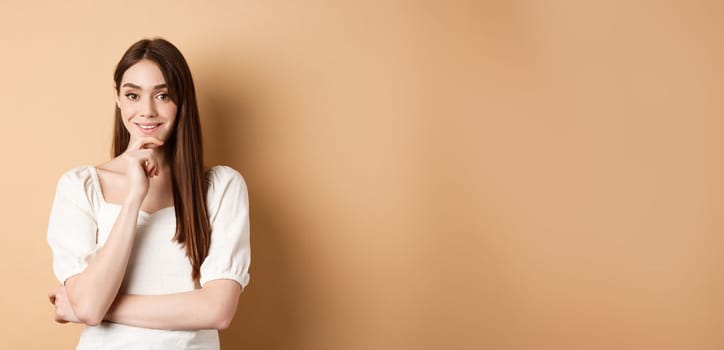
[51,163,250,330]
[63,199,142,326]
[105,280,242,330]
[62,137,164,326]
[51,279,241,330]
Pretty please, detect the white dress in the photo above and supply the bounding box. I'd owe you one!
[47,165,251,350]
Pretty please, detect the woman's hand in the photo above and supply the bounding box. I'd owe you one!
[122,137,164,202]
[49,285,81,324]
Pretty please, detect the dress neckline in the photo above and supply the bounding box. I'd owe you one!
[87,165,175,217]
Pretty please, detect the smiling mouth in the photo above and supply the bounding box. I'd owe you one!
[135,123,163,132]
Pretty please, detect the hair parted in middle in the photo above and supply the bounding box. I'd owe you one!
[112,37,211,282]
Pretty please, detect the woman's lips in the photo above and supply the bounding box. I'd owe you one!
[135,123,162,134]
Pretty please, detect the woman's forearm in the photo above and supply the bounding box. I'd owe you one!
[105,280,241,330]
[64,199,142,326]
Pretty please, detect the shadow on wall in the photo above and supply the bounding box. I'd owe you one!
[198,60,299,349]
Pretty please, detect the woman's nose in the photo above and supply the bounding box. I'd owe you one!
[140,98,156,117]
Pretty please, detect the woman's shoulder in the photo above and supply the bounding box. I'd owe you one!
[206,165,245,184]
[205,165,248,197]
[55,165,96,188]
[53,165,101,208]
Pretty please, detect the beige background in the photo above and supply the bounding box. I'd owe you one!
[1,1,723,349]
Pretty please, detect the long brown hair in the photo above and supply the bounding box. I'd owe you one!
[112,38,210,282]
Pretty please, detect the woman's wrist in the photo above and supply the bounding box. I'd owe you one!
[123,195,144,211]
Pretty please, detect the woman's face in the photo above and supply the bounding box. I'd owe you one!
[115,59,178,144]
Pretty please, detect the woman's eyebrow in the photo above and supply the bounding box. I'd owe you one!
[121,83,168,90]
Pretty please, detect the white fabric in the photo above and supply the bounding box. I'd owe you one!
[47,165,251,350]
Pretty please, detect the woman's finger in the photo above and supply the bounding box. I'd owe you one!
[132,137,164,150]
[145,159,158,177]
[131,150,156,171]
[54,313,68,324]
[133,135,163,146]
[144,158,156,175]
[48,288,57,304]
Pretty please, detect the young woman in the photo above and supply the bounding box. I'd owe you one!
[47,38,250,349]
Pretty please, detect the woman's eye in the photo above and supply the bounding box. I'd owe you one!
[125,93,138,100]
[156,93,169,101]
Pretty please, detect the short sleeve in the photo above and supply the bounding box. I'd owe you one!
[46,167,99,284]
[200,166,251,290]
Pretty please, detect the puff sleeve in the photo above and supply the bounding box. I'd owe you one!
[200,166,251,290]
[46,167,99,284]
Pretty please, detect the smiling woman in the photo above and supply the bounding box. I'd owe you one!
[46,38,251,350]
[117,62,177,141]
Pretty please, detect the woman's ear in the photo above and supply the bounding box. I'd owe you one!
[112,83,120,108]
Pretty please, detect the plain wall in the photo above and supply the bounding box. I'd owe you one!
[1,1,722,349]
